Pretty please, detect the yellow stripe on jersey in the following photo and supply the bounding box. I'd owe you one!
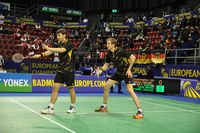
[122,57,130,64]
[68,49,73,59]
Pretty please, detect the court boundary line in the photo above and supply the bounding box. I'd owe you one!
[10,98,76,133]
[131,97,200,115]
[73,109,200,115]
[142,97,200,109]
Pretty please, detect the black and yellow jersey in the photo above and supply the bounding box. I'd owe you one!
[106,48,132,74]
[55,40,75,73]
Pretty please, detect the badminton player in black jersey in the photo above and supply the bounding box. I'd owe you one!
[95,38,144,119]
[33,29,76,114]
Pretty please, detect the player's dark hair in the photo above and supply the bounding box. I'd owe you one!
[56,29,67,37]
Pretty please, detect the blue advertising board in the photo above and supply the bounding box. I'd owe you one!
[32,74,106,93]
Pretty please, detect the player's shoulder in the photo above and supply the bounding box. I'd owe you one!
[117,48,126,54]
[107,50,112,55]
[65,40,73,46]
[64,40,74,48]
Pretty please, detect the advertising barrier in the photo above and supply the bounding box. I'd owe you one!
[180,79,200,99]
[0,73,106,93]
[0,73,32,92]
[1,73,199,99]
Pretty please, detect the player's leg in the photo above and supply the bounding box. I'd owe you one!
[95,79,118,112]
[50,82,63,104]
[67,86,76,113]
[68,86,76,105]
[126,84,144,119]
[40,72,63,114]
[65,71,76,113]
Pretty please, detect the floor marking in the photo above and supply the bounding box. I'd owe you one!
[10,98,76,133]
[73,109,200,115]
[142,97,200,109]
[127,97,200,115]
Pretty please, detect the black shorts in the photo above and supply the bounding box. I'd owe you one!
[110,72,133,84]
[54,71,75,87]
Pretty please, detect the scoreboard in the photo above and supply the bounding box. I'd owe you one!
[133,77,181,94]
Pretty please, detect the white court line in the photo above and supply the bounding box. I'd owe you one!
[126,97,200,115]
[74,109,200,115]
[10,98,76,133]
[142,97,200,109]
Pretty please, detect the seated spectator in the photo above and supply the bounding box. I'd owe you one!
[82,63,93,75]
[83,18,88,23]
[35,23,41,29]
[13,28,21,40]
[0,13,4,24]
[0,66,6,73]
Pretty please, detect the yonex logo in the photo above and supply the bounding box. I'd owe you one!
[3,79,29,87]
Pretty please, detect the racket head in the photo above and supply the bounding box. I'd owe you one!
[12,53,25,63]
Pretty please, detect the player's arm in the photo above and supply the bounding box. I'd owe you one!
[101,63,109,72]
[126,54,136,78]
[42,44,66,53]
[97,63,109,77]
[32,50,53,58]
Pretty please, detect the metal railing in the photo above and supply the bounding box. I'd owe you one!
[166,47,200,65]
[17,4,38,17]
[74,46,200,65]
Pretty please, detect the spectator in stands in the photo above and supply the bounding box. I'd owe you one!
[82,63,93,75]
[78,63,84,72]
[0,54,4,68]
[74,30,79,39]
[100,13,105,25]
[123,16,129,24]
[0,13,4,24]
[35,23,41,29]
[127,16,135,30]
[105,23,111,35]
[0,66,6,73]
[33,37,42,47]
[0,25,3,31]
[142,15,147,21]
[127,16,134,23]
[20,21,26,30]
[23,32,30,41]
[0,13,5,19]
[83,16,88,23]
[13,28,21,40]
[21,36,27,42]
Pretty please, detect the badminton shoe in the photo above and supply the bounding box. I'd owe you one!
[67,105,75,114]
[133,111,144,119]
[95,105,108,112]
[40,106,54,114]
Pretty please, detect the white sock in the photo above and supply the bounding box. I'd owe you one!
[71,104,75,107]
[137,107,142,112]
[103,104,107,107]
[49,103,54,109]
